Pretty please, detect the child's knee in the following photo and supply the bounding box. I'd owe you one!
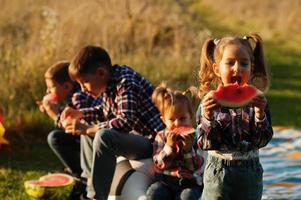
[93,128,114,149]
[47,130,63,146]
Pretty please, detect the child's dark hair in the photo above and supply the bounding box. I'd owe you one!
[199,32,269,96]
[44,61,72,84]
[69,45,112,80]
[152,82,198,120]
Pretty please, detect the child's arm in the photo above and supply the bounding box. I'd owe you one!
[250,103,273,148]
[70,92,104,123]
[250,93,273,148]
[153,130,179,170]
[38,99,60,121]
[71,91,102,109]
[197,92,223,150]
[87,82,150,133]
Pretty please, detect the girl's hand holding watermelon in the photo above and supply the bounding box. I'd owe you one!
[202,91,220,120]
[251,92,267,120]
[165,130,178,148]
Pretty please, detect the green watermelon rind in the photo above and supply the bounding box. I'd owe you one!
[24,174,74,200]
[217,99,253,108]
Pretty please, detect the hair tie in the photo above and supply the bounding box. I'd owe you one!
[243,35,256,51]
[213,39,220,45]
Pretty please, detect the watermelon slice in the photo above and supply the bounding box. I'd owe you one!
[43,93,60,103]
[24,173,74,200]
[213,83,258,108]
[170,125,195,137]
[169,125,195,153]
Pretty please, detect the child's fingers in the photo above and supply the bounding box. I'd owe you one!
[252,95,267,108]
[61,107,73,120]
[204,103,219,111]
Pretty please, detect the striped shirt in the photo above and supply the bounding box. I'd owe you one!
[80,65,165,137]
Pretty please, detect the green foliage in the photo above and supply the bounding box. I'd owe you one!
[0,0,299,130]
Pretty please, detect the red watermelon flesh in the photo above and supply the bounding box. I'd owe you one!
[169,125,195,153]
[170,125,195,136]
[27,173,73,187]
[43,93,60,103]
[213,83,258,108]
[24,173,74,199]
[39,173,73,186]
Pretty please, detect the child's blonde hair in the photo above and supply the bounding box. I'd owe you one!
[199,32,269,96]
[152,82,198,120]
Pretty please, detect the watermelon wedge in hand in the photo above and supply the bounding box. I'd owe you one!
[213,83,258,108]
[43,93,60,103]
[169,125,195,153]
[170,125,195,137]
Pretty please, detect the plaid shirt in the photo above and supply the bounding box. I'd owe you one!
[196,103,273,155]
[80,65,165,137]
[55,84,103,127]
[71,91,103,125]
[153,129,206,185]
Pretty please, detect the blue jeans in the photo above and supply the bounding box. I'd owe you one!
[47,129,82,178]
[146,173,203,200]
[83,128,153,200]
[201,155,263,200]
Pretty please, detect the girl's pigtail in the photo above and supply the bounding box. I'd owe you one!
[199,38,217,97]
[152,82,172,117]
[183,86,199,116]
[247,33,269,91]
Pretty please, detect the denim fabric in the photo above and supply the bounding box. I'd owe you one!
[80,135,94,179]
[47,129,81,177]
[146,173,202,200]
[80,135,94,196]
[85,128,153,200]
[201,155,263,200]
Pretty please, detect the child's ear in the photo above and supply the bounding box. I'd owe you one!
[213,63,221,77]
[96,68,107,78]
[63,82,73,92]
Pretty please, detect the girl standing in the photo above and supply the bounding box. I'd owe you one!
[197,33,273,200]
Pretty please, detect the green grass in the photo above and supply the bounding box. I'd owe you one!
[265,43,301,128]
[0,143,61,199]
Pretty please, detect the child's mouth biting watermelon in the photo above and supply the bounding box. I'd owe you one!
[230,76,242,85]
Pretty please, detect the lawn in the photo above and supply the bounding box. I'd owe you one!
[0,142,61,199]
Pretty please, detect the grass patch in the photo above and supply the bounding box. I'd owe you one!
[0,143,61,199]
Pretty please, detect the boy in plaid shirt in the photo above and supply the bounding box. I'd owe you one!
[37,61,102,199]
[60,46,165,200]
